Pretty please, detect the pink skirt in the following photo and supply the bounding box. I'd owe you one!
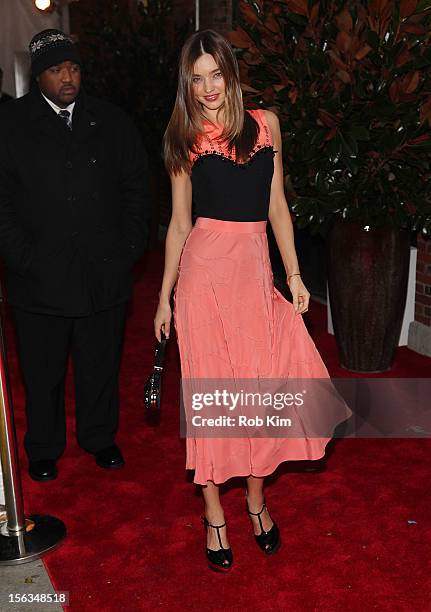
[173,217,350,485]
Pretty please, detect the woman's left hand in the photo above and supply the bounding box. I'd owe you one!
[287,275,310,314]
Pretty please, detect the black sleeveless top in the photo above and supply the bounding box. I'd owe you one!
[190,109,275,222]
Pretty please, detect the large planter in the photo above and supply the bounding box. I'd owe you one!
[327,220,411,373]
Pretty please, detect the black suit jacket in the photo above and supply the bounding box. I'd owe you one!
[0,87,150,315]
[0,92,14,104]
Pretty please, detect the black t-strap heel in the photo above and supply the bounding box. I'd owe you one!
[246,498,281,555]
[202,516,233,572]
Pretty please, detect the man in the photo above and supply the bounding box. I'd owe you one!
[0,67,14,104]
[0,30,150,481]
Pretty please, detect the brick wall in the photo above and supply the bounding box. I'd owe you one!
[174,0,194,25]
[69,0,104,36]
[409,234,431,356]
[415,235,431,327]
[69,0,234,239]
[199,0,232,33]
[70,0,233,79]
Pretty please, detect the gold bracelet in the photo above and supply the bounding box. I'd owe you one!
[287,273,301,282]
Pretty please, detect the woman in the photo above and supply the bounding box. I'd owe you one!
[154,29,351,572]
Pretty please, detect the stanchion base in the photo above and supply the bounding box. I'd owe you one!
[0,514,66,565]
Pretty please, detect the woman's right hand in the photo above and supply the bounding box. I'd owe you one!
[154,300,172,342]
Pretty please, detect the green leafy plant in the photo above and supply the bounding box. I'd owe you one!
[229,0,431,237]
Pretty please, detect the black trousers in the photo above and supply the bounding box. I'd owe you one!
[11,302,128,461]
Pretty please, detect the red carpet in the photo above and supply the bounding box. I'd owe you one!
[4,248,431,611]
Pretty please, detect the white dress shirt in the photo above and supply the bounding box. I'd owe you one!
[41,91,76,123]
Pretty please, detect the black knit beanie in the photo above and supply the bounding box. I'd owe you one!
[29,29,81,77]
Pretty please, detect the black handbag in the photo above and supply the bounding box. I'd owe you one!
[143,328,168,414]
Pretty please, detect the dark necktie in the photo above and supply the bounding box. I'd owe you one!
[58,109,72,130]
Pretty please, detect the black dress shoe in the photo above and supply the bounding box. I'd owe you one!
[94,444,124,469]
[29,459,57,482]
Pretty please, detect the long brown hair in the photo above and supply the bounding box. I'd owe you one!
[163,29,259,176]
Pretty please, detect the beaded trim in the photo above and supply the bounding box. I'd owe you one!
[192,145,275,170]
[191,109,274,170]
